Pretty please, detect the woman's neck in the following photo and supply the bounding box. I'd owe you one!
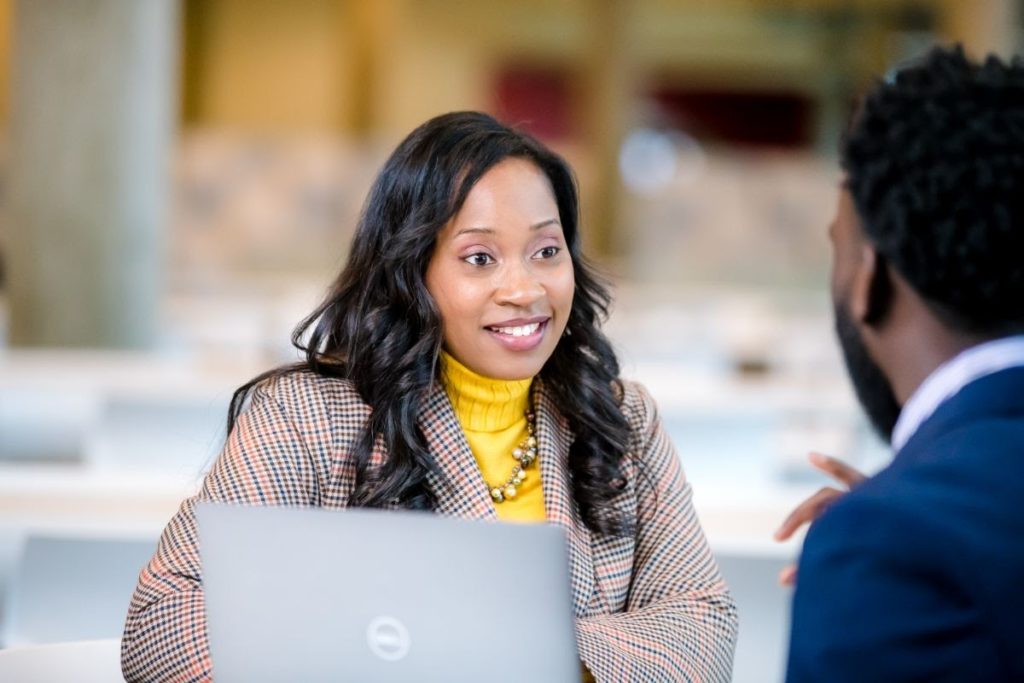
[440,351,532,432]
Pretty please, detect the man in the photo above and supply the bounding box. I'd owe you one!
[783,45,1024,681]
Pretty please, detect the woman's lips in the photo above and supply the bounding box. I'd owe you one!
[485,319,549,352]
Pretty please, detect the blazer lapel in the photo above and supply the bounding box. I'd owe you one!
[417,384,496,521]
[534,381,597,618]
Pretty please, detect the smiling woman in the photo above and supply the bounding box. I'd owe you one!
[121,111,738,682]
[425,157,575,381]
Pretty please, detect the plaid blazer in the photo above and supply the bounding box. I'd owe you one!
[122,371,737,682]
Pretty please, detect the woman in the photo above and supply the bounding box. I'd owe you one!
[122,111,737,682]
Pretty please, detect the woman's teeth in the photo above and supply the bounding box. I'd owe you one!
[492,322,541,337]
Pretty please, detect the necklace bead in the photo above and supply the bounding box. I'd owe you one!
[488,410,537,504]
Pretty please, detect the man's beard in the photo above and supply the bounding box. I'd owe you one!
[834,303,902,443]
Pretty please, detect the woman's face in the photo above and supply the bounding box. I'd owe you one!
[426,157,575,380]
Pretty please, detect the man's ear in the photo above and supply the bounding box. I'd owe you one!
[850,245,893,327]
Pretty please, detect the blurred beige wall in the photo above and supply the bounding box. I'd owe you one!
[182,0,351,131]
[0,0,1018,136]
[0,0,11,126]
[174,0,1020,137]
[180,0,580,139]
[940,0,1020,59]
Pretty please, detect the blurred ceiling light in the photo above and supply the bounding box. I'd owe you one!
[619,128,705,195]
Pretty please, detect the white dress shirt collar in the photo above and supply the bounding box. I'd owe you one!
[891,335,1024,452]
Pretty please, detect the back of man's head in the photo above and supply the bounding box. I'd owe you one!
[842,45,1024,336]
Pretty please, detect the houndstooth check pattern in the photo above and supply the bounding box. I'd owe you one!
[121,371,737,682]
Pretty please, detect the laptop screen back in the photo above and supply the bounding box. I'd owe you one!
[196,502,580,682]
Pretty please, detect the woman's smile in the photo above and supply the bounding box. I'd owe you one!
[485,317,550,351]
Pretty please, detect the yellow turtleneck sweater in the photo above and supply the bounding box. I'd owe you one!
[441,352,546,523]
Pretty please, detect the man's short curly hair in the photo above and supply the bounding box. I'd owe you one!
[842,44,1024,334]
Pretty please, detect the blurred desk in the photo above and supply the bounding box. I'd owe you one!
[0,638,122,682]
[0,464,195,536]
[0,464,194,643]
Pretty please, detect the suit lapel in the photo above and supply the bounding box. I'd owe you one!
[534,381,597,618]
[417,384,496,521]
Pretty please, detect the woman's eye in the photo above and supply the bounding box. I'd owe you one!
[535,246,561,259]
[464,253,494,266]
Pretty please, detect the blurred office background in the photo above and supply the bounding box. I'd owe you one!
[0,1,1019,680]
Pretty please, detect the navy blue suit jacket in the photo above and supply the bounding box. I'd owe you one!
[786,366,1024,682]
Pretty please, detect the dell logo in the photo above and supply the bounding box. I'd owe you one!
[366,616,411,661]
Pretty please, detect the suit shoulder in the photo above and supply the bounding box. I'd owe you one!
[805,473,953,570]
[252,369,371,427]
[616,378,659,431]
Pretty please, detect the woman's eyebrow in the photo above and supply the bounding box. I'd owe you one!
[454,226,494,237]
[531,218,560,230]
[455,218,560,237]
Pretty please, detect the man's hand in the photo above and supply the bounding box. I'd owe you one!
[774,452,866,586]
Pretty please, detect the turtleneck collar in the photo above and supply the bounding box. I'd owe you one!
[440,351,533,433]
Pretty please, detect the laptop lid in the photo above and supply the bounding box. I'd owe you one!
[196,502,580,683]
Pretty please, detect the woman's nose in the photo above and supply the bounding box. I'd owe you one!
[495,262,544,306]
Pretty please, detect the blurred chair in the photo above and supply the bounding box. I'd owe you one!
[2,534,156,647]
[715,551,794,683]
[0,638,122,682]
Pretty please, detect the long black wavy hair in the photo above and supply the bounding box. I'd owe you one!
[228,112,632,536]
[842,45,1024,334]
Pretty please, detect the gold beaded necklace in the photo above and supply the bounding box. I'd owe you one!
[488,409,538,504]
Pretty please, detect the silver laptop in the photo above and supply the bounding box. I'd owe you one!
[196,502,580,682]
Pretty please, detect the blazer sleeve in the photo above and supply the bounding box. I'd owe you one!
[576,383,739,682]
[121,380,322,683]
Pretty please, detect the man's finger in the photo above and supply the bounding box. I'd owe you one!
[809,451,867,487]
[773,486,844,541]
[778,564,798,587]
